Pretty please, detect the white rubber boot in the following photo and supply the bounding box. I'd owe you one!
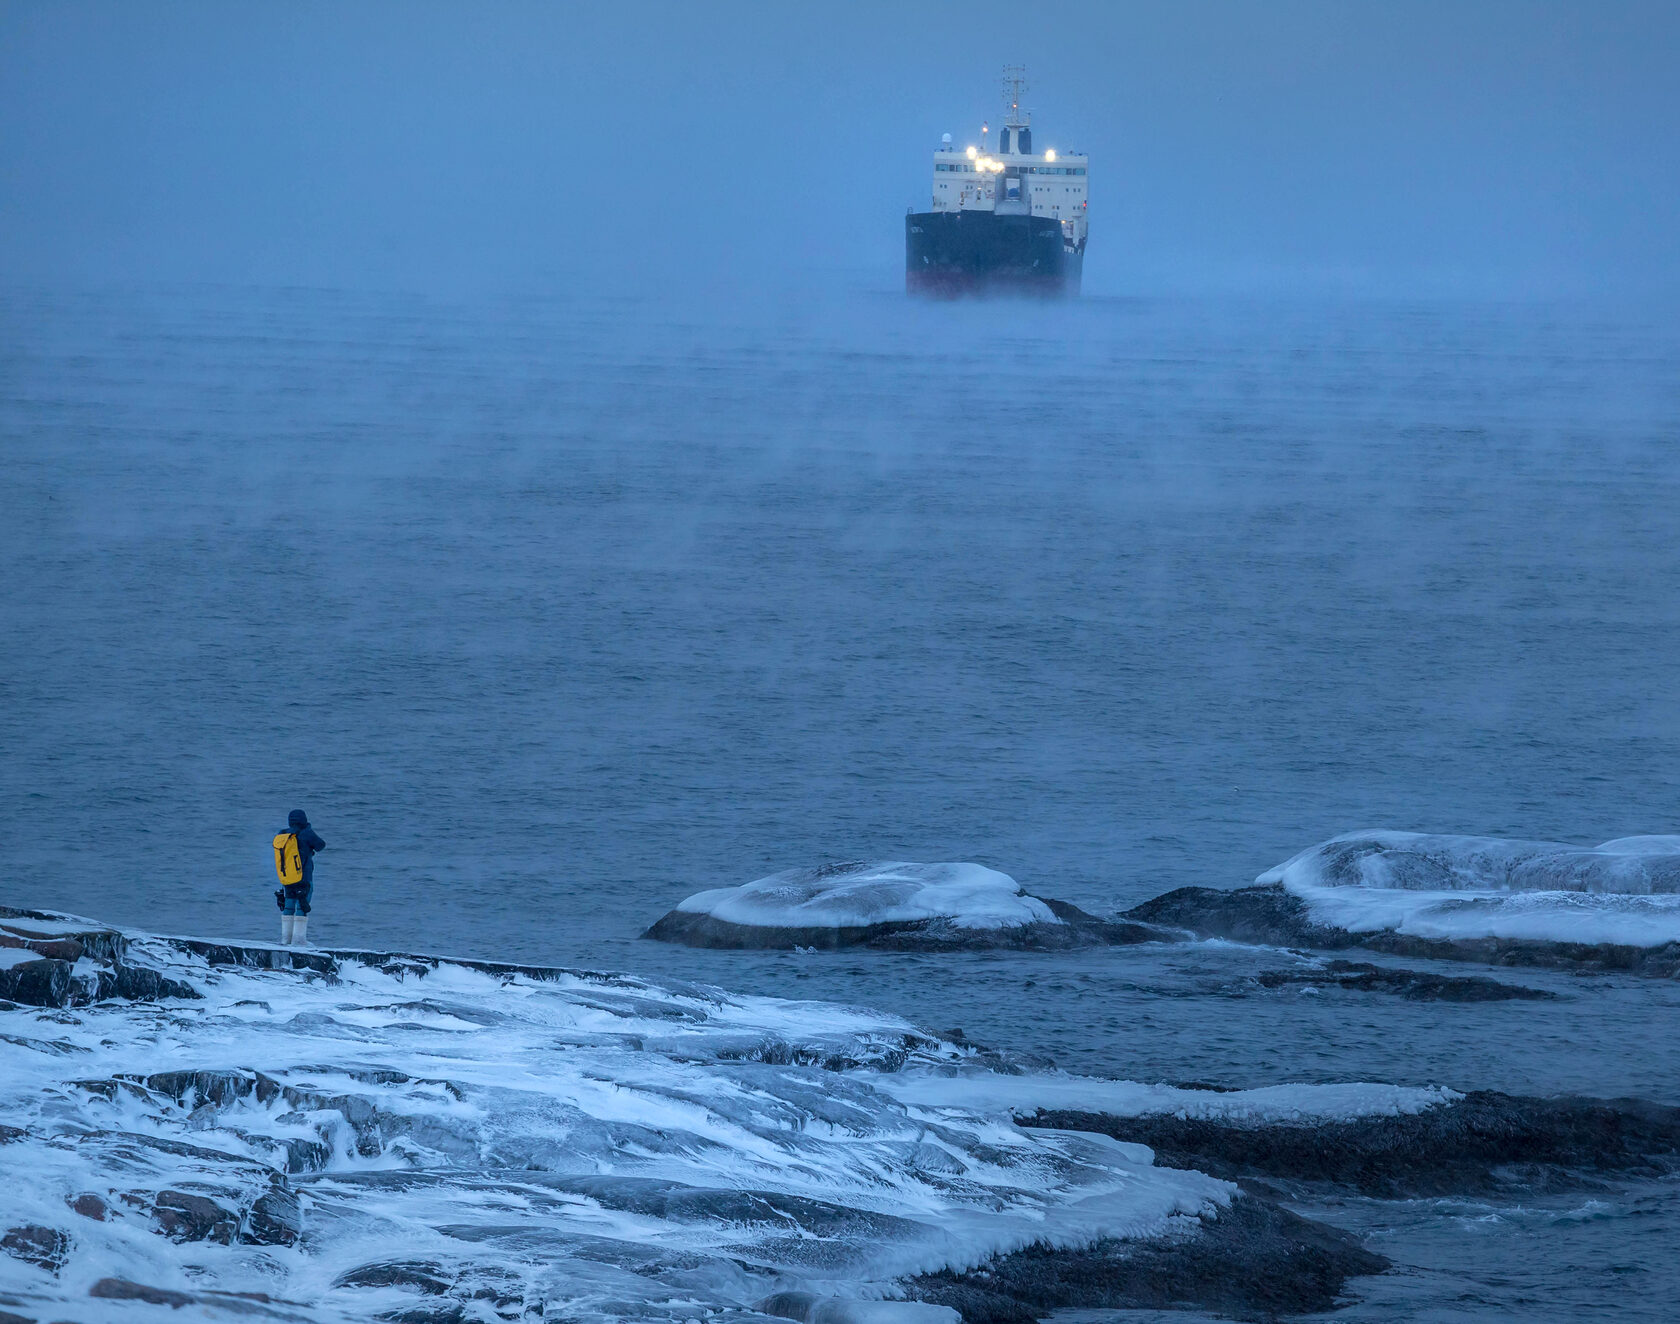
[291,915,309,948]
[280,914,296,945]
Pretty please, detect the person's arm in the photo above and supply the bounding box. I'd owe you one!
[304,828,326,852]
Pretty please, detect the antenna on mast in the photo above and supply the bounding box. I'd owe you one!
[1001,64,1029,127]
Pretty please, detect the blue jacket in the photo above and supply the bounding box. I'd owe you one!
[285,809,327,886]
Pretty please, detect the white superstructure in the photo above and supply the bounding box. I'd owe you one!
[928,68,1089,251]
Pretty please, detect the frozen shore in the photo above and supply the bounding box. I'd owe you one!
[0,903,1406,1323]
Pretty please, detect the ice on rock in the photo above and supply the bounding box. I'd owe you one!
[1262,830,1680,948]
[675,861,1060,931]
[876,1071,1460,1126]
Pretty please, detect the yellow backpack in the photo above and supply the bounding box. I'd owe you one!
[273,832,304,885]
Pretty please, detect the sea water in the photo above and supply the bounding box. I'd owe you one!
[4,283,1679,1318]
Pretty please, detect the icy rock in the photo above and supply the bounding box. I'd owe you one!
[0,1223,70,1272]
[0,909,197,1007]
[1263,830,1680,895]
[332,1259,454,1294]
[645,861,1174,951]
[150,1189,240,1244]
[0,958,71,1008]
[1124,829,1680,974]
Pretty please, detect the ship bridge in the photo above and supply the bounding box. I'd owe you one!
[927,67,1088,252]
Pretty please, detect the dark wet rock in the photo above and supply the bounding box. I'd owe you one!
[1251,959,1556,1001]
[131,1067,284,1111]
[1026,1090,1680,1198]
[0,933,84,962]
[66,1193,109,1221]
[0,1032,90,1056]
[245,1179,302,1246]
[334,1260,455,1295]
[0,960,72,1009]
[279,1136,333,1174]
[62,1131,301,1247]
[1,1225,70,1273]
[907,1193,1386,1321]
[94,963,200,1003]
[0,922,195,1009]
[1124,884,1353,950]
[151,1189,240,1244]
[643,896,1180,953]
[0,1309,36,1324]
[170,937,338,975]
[0,909,127,963]
[0,1125,25,1145]
[713,1030,938,1074]
[1126,882,1680,977]
[90,1277,195,1307]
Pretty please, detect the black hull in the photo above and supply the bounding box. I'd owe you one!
[905,211,1083,297]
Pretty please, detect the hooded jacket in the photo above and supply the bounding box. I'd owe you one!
[285,809,327,886]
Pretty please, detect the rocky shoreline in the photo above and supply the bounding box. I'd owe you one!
[0,904,1400,1324]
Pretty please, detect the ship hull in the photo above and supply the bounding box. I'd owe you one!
[905,211,1083,297]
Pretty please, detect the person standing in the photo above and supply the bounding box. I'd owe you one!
[272,809,327,946]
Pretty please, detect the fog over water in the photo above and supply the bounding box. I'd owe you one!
[5,287,1678,967]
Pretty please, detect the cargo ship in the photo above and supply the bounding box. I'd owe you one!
[906,67,1087,296]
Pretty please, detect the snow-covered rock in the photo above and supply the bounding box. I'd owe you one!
[1263,830,1680,949]
[644,861,1167,950]
[1262,830,1680,896]
[1124,830,1680,971]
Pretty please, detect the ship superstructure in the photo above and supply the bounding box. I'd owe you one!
[906,67,1087,295]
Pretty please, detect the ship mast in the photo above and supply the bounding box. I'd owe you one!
[1001,64,1029,128]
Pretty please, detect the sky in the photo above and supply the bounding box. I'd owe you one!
[2,0,1677,298]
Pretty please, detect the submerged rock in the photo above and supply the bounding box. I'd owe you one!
[1251,959,1556,1001]
[645,861,1179,952]
[1025,1090,1680,1197]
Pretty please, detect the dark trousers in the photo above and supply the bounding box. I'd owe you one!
[281,882,313,916]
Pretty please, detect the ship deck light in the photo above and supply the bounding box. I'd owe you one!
[966,145,977,160]
[1045,149,1056,162]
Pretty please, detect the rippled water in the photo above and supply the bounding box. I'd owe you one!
[4,284,1679,1318]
